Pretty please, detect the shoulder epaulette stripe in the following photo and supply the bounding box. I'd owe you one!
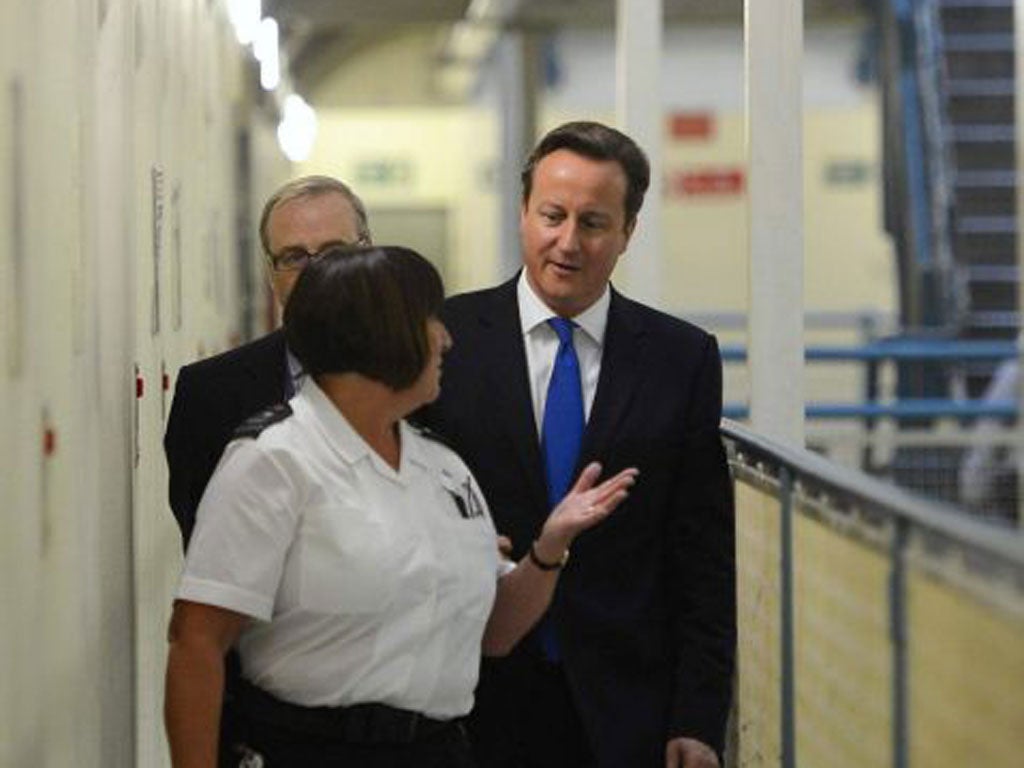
[233,402,293,439]
[411,423,457,451]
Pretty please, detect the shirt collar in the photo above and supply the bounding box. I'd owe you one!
[298,379,368,465]
[296,378,430,476]
[516,271,610,346]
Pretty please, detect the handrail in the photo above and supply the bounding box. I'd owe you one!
[723,399,1017,419]
[720,340,1017,361]
[720,418,1024,567]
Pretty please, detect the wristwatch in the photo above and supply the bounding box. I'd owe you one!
[528,541,570,571]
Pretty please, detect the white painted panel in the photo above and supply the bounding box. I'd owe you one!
[91,0,137,762]
[1,0,276,764]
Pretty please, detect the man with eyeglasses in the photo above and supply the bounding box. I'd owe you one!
[165,175,372,548]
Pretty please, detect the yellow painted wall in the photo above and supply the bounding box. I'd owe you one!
[909,571,1024,767]
[733,476,1024,767]
[793,510,891,768]
[735,482,783,767]
[301,103,894,332]
[299,108,502,294]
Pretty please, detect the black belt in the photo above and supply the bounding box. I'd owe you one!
[235,678,454,745]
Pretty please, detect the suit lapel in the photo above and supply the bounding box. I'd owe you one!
[479,280,550,515]
[582,289,647,461]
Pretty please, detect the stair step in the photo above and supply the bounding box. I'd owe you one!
[955,169,1016,188]
[949,124,1015,142]
[944,33,1014,52]
[947,78,1014,97]
[956,215,1017,234]
[966,310,1020,329]
[940,0,1012,8]
[954,234,1016,262]
[966,265,1019,282]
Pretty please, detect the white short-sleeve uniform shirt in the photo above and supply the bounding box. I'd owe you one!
[177,380,501,720]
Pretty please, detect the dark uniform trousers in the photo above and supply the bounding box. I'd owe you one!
[235,723,475,768]
[225,680,476,768]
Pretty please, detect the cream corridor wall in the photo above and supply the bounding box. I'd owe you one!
[0,1,289,765]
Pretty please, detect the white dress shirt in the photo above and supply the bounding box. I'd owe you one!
[517,272,609,436]
[178,379,501,718]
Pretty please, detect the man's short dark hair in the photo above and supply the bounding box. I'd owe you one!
[284,246,444,390]
[521,121,651,228]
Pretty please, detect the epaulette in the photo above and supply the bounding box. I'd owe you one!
[411,423,458,452]
[233,403,293,440]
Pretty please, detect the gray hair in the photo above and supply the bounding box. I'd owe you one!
[258,175,371,256]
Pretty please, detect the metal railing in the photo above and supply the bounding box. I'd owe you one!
[721,339,1018,419]
[722,419,1024,767]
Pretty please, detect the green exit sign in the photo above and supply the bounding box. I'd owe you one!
[824,160,872,186]
[356,159,413,186]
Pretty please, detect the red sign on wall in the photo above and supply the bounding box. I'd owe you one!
[669,168,745,197]
[669,112,714,140]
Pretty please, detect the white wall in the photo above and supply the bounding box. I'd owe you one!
[547,24,872,112]
[0,1,288,765]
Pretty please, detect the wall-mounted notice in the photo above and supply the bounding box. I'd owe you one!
[669,112,715,141]
[668,167,745,198]
[72,121,87,355]
[207,209,225,311]
[171,182,182,331]
[824,159,873,187]
[5,78,25,377]
[355,158,413,187]
[151,165,164,336]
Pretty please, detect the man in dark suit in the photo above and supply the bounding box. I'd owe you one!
[421,122,735,768]
[165,175,372,547]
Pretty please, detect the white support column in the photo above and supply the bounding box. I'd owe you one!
[497,32,538,281]
[616,0,662,308]
[745,0,805,447]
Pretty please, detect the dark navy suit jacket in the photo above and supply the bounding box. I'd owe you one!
[164,329,288,547]
[420,277,736,766]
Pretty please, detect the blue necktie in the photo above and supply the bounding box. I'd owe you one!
[538,317,585,661]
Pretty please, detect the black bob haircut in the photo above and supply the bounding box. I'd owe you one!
[520,120,651,229]
[284,245,445,390]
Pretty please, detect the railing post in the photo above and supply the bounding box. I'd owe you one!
[779,466,796,768]
[889,518,909,768]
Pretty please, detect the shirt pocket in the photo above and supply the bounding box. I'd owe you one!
[295,503,396,615]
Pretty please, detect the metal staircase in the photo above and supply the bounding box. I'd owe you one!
[875,0,1017,516]
[939,0,1017,394]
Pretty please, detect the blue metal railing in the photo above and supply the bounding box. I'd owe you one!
[722,340,1018,419]
[720,339,1017,362]
[724,400,1016,420]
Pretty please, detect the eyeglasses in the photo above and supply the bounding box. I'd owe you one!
[267,237,370,272]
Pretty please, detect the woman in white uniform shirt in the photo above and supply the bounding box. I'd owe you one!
[164,246,637,768]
